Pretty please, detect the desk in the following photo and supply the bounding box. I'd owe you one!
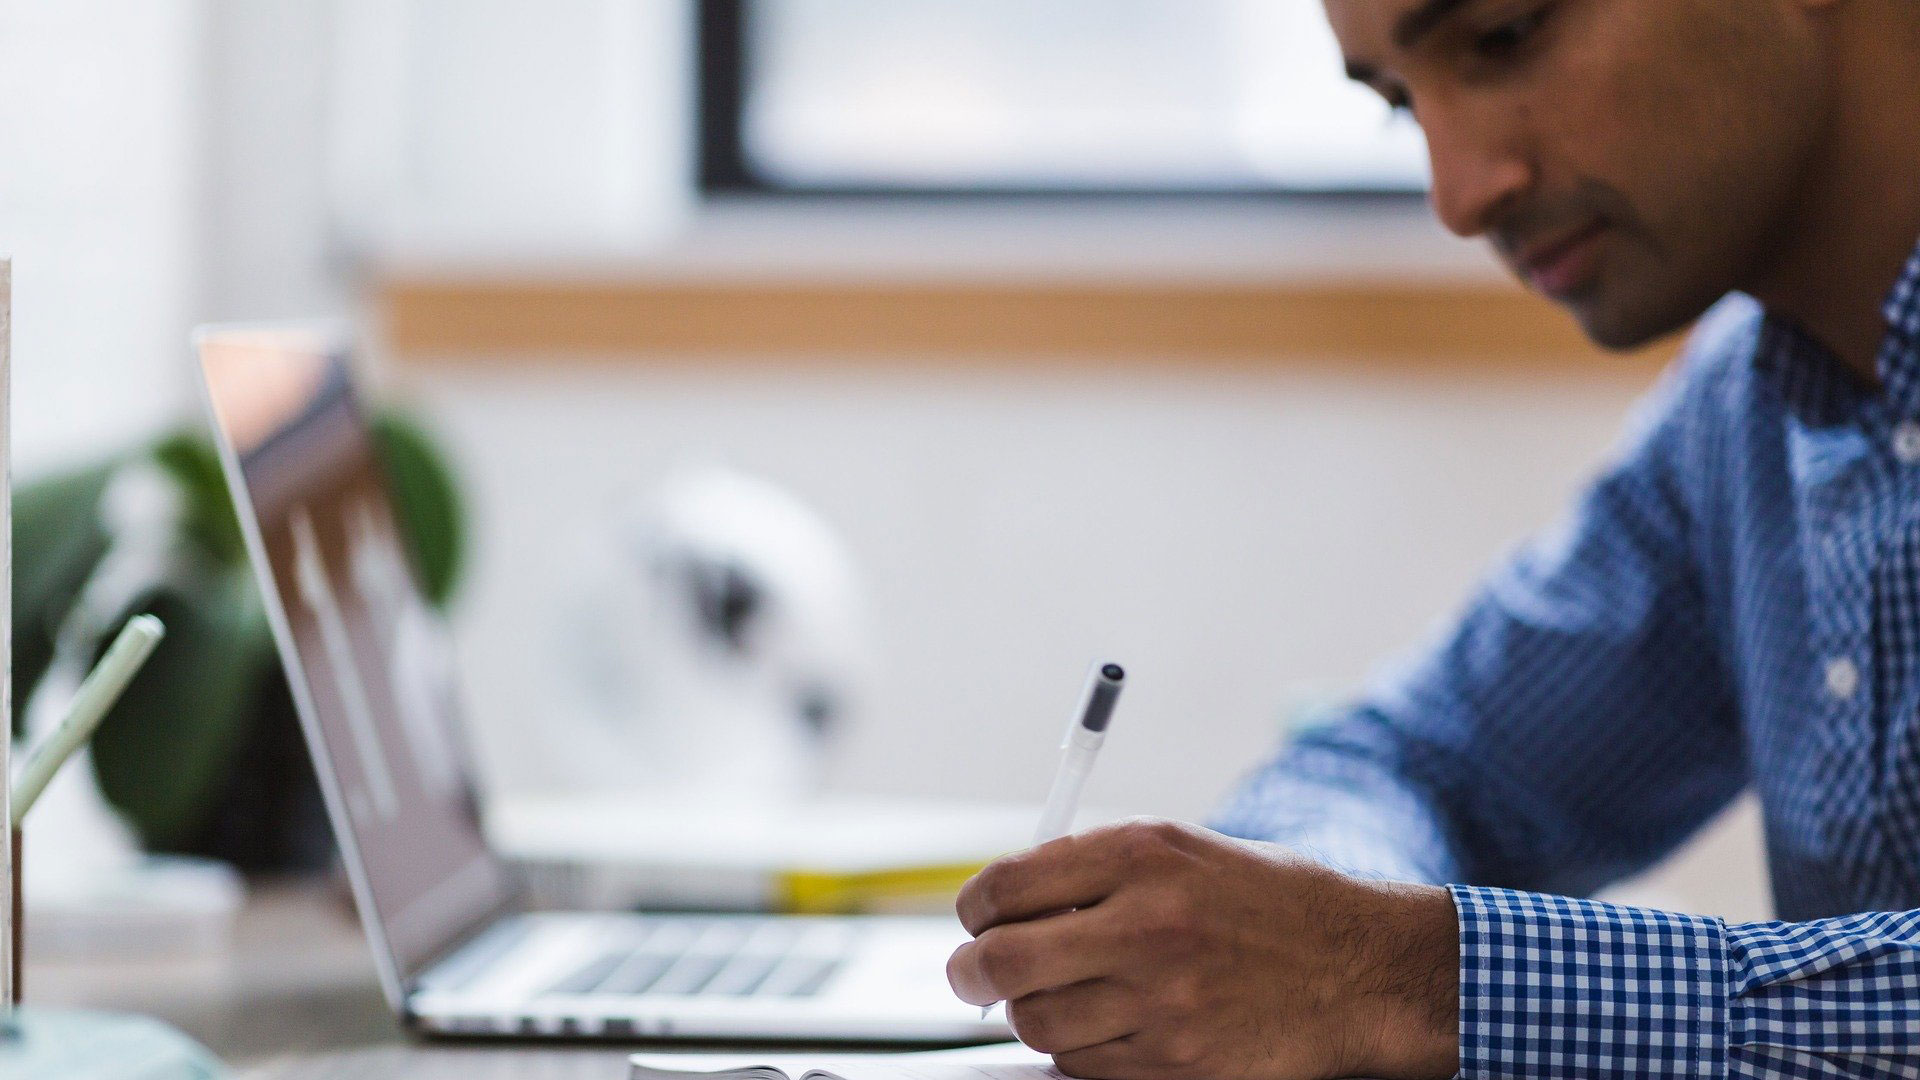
[21,879,629,1077]
[247,1046,636,1079]
[25,880,984,1079]
[26,879,395,1065]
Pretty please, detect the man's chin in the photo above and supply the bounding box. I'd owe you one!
[1562,290,1701,353]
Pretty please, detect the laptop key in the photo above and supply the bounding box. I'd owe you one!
[704,953,782,996]
[791,957,841,997]
[598,951,677,995]
[650,952,731,995]
[756,955,842,998]
[537,917,829,1000]
[543,953,624,996]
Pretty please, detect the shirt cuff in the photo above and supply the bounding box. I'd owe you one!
[1450,885,1729,1079]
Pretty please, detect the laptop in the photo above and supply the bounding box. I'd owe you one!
[193,325,1010,1043]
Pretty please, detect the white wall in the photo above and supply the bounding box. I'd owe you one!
[199,0,349,323]
[0,0,206,475]
[1,0,694,475]
[405,358,1773,920]
[198,0,695,324]
[325,0,695,261]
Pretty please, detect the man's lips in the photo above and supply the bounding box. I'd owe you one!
[1513,220,1609,298]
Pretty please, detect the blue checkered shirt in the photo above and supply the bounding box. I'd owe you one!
[1214,242,1920,1078]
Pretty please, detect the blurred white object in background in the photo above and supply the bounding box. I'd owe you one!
[491,791,1115,913]
[552,466,873,799]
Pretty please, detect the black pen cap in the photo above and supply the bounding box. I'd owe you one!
[1082,664,1125,732]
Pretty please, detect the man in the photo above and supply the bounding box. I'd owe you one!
[943,1,1920,1077]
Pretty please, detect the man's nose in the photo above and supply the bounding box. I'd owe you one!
[1421,99,1534,240]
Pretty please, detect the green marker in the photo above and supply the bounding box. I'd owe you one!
[10,615,166,829]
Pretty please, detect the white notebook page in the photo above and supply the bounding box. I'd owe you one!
[631,1040,1057,1080]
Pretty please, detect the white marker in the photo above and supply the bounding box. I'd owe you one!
[985,662,1126,1017]
[1031,663,1125,845]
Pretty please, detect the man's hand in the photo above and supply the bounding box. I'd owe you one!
[946,818,1458,1080]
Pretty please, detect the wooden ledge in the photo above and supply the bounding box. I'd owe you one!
[380,277,1679,377]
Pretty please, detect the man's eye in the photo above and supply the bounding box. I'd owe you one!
[1474,6,1551,59]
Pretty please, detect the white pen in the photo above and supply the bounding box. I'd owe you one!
[985,662,1126,1017]
[1031,663,1125,845]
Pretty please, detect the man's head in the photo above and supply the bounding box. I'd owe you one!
[1327,0,1844,349]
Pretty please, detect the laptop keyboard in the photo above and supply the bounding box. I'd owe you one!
[541,918,845,999]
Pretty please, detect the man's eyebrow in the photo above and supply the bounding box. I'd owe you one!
[1393,0,1475,49]
[1344,60,1379,84]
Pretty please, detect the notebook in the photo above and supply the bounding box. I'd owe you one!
[629,1041,1060,1080]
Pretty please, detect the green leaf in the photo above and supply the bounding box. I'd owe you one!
[372,411,466,608]
[88,574,270,849]
[11,463,114,741]
[151,432,247,568]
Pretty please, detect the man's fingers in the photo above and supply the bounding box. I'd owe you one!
[956,831,1130,936]
[1050,1034,1156,1080]
[1004,979,1139,1056]
[946,908,1116,1006]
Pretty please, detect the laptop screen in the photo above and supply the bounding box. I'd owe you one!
[197,328,513,986]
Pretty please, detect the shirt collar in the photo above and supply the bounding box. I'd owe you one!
[1755,233,1920,426]
[1879,240,1920,405]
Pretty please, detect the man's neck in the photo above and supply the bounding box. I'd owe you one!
[1746,2,1920,384]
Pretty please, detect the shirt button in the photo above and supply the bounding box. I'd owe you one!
[1825,657,1861,701]
[1893,421,1920,463]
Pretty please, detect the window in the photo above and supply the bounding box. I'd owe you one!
[701,0,1428,195]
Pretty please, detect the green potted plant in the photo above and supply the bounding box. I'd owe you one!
[11,412,465,871]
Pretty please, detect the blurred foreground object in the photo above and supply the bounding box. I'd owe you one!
[9,617,232,971]
[0,1008,226,1079]
[12,616,166,827]
[553,466,872,797]
[11,413,465,873]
